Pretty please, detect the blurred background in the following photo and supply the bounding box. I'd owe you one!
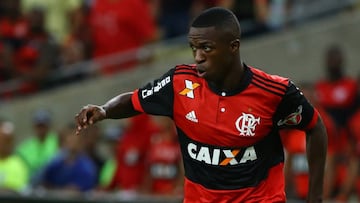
[0,0,360,202]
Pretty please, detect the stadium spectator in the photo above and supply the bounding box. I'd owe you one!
[81,125,105,183]
[141,116,183,195]
[75,7,327,202]
[0,43,15,83]
[0,42,17,100]
[15,109,59,185]
[14,6,59,95]
[0,120,29,194]
[107,114,159,193]
[334,74,360,202]
[39,123,97,193]
[0,0,28,98]
[314,44,358,199]
[315,45,358,128]
[89,0,159,75]
[281,82,337,201]
[0,0,29,50]
[156,0,194,39]
[61,3,92,62]
[21,0,83,43]
[226,0,270,37]
[98,125,123,188]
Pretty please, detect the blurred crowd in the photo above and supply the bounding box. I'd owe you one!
[0,112,184,198]
[1,0,355,101]
[1,0,360,202]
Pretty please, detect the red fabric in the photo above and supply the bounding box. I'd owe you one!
[13,34,50,95]
[146,138,181,194]
[281,108,338,198]
[0,17,29,40]
[90,0,156,74]
[131,64,317,202]
[110,114,159,190]
[281,129,308,199]
[281,129,306,153]
[348,110,360,156]
[317,107,340,155]
[183,164,285,203]
[305,108,319,130]
[315,77,357,108]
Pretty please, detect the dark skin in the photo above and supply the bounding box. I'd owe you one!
[75,26,327,203]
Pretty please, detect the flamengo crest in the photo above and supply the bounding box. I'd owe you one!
[235,113,260,136]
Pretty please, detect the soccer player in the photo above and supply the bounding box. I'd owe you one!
[75,7,327,202]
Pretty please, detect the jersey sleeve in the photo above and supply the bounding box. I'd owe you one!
[131,68,175,117]
[273,81,318,130]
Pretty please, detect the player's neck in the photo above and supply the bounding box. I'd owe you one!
[212,61,245,91]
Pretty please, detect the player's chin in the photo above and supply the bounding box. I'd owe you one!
[197,70,207,78]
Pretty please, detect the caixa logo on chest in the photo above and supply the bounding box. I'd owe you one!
[187,143,257,166]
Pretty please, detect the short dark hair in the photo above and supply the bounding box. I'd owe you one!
[191,7,241,40]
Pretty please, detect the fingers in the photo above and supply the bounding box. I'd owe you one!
[74,104,95,135]
[74,104,106,135]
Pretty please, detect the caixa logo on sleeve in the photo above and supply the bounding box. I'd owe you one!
[142,76,171,99]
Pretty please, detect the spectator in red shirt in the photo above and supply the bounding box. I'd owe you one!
[334,74,360,202]
[89,0,158,75]
[314,45,358,199]
[14,7,59,96]
[282,82,337,201]
[141,116,183,196]
[108,114,159,193]
[0,0,29,49]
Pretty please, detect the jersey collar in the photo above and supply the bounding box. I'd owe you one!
[207,63,252,96]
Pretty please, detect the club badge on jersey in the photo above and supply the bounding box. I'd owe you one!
[277,105,303,126]
[235,113,261,136]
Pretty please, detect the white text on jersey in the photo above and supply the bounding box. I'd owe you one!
[142,76,171,99]
[187,143,257,166]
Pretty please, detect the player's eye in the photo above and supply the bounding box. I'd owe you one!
[203,46,212,52]
[190,45,197,52]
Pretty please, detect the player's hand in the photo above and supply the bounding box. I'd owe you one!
[75,104,106,135]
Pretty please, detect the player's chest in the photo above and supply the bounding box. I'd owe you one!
[173,81,278,146]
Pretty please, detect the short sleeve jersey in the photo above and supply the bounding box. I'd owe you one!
[131,64,318,202]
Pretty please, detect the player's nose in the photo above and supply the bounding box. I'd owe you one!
[194,50,205,64]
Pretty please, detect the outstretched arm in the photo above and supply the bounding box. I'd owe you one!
[306,116,328,203]
[75,92,140,134]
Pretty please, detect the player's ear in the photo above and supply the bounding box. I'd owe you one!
[230,39,240,52]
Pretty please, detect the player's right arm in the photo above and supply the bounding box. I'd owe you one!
[75,92,140,135]
[75,67,176,135]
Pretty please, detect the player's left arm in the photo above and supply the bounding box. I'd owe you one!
[305,115,327,203]
[274,81,327,203]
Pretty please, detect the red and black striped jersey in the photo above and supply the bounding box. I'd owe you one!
[131,64,318,202]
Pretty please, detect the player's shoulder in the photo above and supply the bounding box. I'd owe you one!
[247,64,290,96]
[248,65,289,85]
[174,64,198,77]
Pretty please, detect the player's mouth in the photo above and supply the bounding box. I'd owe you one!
[197,68,206,78]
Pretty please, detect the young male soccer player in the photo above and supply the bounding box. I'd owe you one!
[75,7,327,202]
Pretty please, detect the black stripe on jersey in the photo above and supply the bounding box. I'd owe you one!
[174,64,196,72]
[252,73,288,90]
[174,65,198,77]
[252,76,287,94]
[173,72,199,77]
[177,127,284,190]
[251,80,285,97]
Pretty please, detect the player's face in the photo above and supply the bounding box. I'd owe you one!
[188,26,235,83]
[326,50,343,79]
